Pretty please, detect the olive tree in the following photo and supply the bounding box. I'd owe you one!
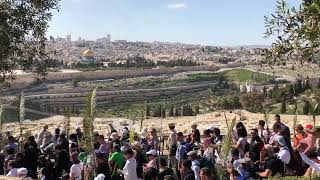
[0,0,60,88]
[264,0,320,65]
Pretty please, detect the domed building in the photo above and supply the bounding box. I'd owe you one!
[83,49,95,59]
[80,49,96,64]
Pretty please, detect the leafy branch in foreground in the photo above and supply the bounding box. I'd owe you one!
[0,0,60,88]
[264,0,320,65]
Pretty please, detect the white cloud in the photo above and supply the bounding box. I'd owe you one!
[168,3,186,9]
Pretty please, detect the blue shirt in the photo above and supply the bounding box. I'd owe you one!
[6,143,18,153]
[176,141,187,161]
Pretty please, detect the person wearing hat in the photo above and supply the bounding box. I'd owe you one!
[187,151,200,180]
[168,123,177,168]
[237,158,258,180]
[298,126,320,154]
[293,124,307,147]
[275,136,291,165]
[69,152,83,180]
[145,149,158,171]
[17,168,29,178]
[191,122,201,143]
[110,132,120,142]
[119,148,139,180]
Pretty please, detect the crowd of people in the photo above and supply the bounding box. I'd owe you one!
[1,114,320,179]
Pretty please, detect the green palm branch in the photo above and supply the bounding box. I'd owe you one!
[221,116,236,163]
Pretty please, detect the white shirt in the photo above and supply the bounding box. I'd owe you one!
[277,147,291,165]
[232,128,239,143]
[258,129,269,143]
[6,168,18,177]
[237,137,247,157]
[123,157,138,180]
[168,130,177,146]
[269,133,279,145]
[300,153,320,173]
[191,160,200,180]
[70,162,83,180]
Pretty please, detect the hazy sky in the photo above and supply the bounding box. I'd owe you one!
[48,0,300,46]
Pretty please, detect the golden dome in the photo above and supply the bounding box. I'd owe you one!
[83,49,94,58]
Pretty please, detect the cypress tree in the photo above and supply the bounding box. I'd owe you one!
[169,105,174,116]
[303,100,311,115]
[280,98,286,114]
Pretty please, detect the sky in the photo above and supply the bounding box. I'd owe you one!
[48,0,301,46]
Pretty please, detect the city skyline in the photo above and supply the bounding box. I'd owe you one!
[48,0,300,46]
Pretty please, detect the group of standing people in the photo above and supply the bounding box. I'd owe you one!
[1,114,320,179]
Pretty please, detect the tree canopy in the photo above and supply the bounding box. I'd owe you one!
[0,0,60,88]
[264,0,320,65]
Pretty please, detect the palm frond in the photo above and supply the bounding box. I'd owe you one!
[19,91,25,151]
[221,116,236,163]
[264,109,269,127]
[90,86,97,125]
[19,91,25,123]
[0,105,4,126]
[293,103,298,137]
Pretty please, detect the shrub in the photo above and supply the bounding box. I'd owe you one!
[240,92,264,112]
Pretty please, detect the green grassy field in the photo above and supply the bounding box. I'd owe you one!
[186,69,273,84]
[221,69,273,83]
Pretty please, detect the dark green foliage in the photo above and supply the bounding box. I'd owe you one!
[145,104,150,117]
[295,80,304,94]
[0,0,60,88]
[157,59,201,67]
[161,108,166,118]
[182,104,194,116]
[195,105,200,114]
[174,107,181,116]
[169,105,174,116]
[108,56,156,68]
[72,79,80,87]
[303,99,311,115]
[217,96,241,110]
[240,92,264,112]
[280,98,286,114]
